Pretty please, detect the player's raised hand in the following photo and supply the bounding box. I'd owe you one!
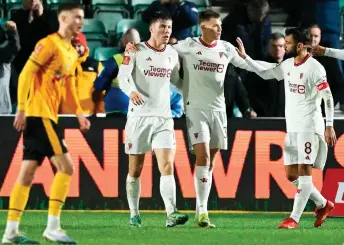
[5,21,17,31]
[305,45,326,56]
[130,91,144,105]
[77,114,91,132]
[235,37,247,59]
[125,41,138,54]
[13,110,26,131]
[325,126,336,147]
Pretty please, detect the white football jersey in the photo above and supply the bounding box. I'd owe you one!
[248,54,327,134]
[172,37,256,111]
[117,42,179,118]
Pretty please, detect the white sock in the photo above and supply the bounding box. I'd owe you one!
[47,215,61,231]
[160,175,177,215]
[196,169,213,218]
[292,179,326,208]
[195,166,210,216]
[5,221,19,235]
[126,175,140,217]
[290,176,313,223]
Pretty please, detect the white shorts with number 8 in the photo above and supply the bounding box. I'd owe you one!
[284,132,328,170]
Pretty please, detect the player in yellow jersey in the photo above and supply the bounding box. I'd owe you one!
[2,3,90,245]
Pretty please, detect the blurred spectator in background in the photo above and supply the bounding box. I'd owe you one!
[60,32,103,115]
[94,29,141,116]
[141,0,199,44]
[224,65,257,118]
[222,0,271,60]
[11,0,58,74]
[307,24,344,110]
[0,21,20,114]
[245,32,285,117]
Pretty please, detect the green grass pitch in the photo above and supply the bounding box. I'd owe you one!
[0,211,343,245]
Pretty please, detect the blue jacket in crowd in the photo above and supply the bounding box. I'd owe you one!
[94,54,184,118]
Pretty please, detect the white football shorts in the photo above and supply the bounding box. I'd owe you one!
[186,108,228,150]
[284,132,328,170]
[124,116,176,154]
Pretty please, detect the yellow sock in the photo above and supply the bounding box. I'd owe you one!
[48,172,71,216]
[7,183,30,222]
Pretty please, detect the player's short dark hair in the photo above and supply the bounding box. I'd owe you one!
[57,2,84,15]
[149,11,172,25]
[285,27,310,45]
[270,32,285,41]
[248,0,269,10]
[198,9,221,24]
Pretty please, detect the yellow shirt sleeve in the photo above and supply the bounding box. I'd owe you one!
[17,38,55,111]
[29,38,55,66]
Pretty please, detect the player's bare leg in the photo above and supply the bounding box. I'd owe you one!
[43,153,76,244]
[193,143,215,228]
[155,148,188,227]
[279,164,314,229]
[2,161,40,244]
[284,165,332,227]
[127,154,145,228]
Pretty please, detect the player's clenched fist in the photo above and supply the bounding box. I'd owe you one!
[125,41,138,53]
[130,91,144,105]
[325,126,336,147]
[5,21,17,31]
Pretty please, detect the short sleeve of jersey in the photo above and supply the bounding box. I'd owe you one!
[30,37,55,66]
[312,62,328,91]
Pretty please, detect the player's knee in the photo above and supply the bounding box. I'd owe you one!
[160,161,174,175]
[17,171,35,186]
[57,163,74,175]
[196,154,210,166]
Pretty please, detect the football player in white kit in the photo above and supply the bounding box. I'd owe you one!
[125,9,270,228]
[117,12,188,228]
[236,27,337,229]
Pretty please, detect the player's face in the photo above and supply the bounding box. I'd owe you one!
[150,19,172,44]
[284,34,298,57]
[307,27,321,46]
[268,37,285,60]
[66,9,84,36]
[200,18,222,41]
[73,43,85,57]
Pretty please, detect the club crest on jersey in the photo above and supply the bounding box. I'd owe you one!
[300,73,304,79]
[127,143,132,150]
[287,72,290,76]
[146,57,152,61]
[34,44,43,54]
[196,51,202,55]
[194,133,199,139]
[219,52,224,58]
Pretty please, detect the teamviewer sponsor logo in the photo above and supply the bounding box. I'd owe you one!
[144,66,172,78]
[288,82,305,94]
[194,60,225,73]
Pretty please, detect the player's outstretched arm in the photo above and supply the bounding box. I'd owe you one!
[306,44,344,60]
[232,38,282,80]
[117,53,144,105]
